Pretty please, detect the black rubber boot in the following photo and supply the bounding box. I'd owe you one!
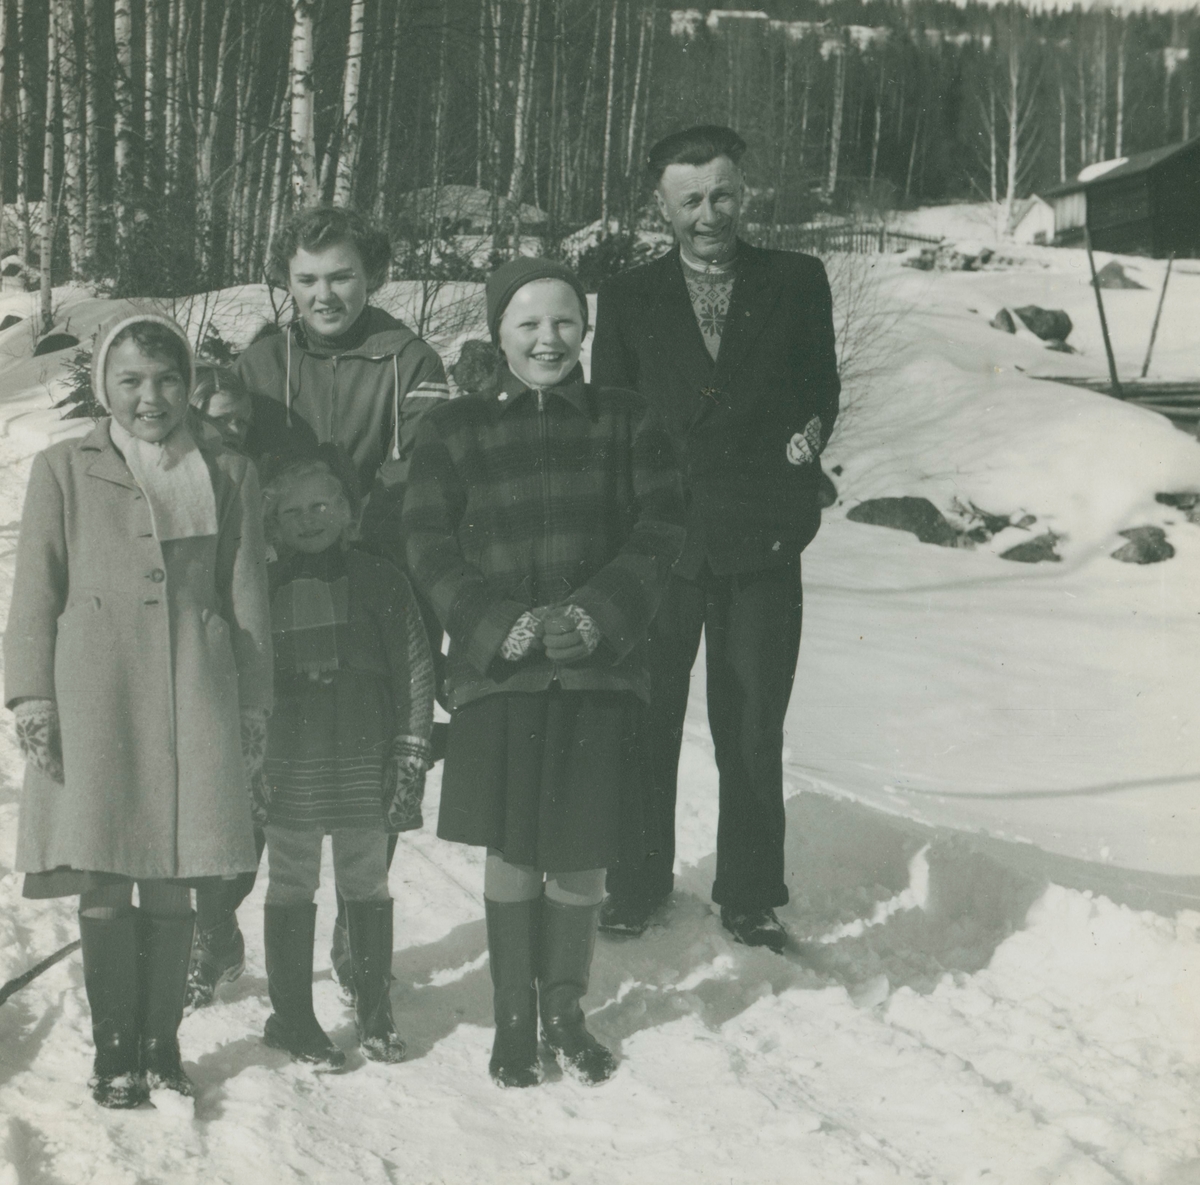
[485,898,541,1088]
[139,911,198,1097]
[345,899,405,1063]
[80,911,150,1109]
[263,903,346,1069]
[185,913,246,1012]
[330,892,354,1005]
[538,899,616,1085]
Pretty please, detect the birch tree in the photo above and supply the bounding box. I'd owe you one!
[41,0,60,331]
[290,0,318,204]
[113,0,135,272]
[333,0,366,206]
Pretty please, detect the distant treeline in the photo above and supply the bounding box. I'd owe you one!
[1,0,1197,296]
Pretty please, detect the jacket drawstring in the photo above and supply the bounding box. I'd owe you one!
[284,331,293,427]
[393,354,400,460]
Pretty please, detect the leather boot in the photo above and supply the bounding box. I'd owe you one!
[330,891,354,1005]
[79,911,150,1109]
[345,899,405,1063]
[139,911,198,1096]
[485,898,541,1088]
[263,903,346,1068]
[185,913,246,1012]
[538,899,616,1085]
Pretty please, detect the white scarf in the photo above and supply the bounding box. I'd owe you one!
[109,419,219,542]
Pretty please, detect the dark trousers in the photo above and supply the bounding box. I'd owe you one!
[607,559,802,912]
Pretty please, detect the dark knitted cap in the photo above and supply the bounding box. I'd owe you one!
[486,258,589,343]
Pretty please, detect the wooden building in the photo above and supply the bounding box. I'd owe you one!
[1040,136,1200,257]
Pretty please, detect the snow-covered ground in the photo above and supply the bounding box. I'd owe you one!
[1,225,1199,1184]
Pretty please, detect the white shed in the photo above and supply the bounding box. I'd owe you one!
[1010,195,1056,245]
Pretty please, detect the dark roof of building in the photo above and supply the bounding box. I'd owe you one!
[1041,135,1200,199]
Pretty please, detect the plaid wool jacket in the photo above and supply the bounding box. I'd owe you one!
[403,365,686,709]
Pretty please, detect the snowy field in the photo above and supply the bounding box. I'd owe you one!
[0,227,1199,1184]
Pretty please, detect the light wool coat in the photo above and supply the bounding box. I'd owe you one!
[5,420,273,880]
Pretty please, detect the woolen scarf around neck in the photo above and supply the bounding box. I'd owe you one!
[109,418,219,542]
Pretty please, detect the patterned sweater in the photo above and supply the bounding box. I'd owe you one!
[403,366,686,709]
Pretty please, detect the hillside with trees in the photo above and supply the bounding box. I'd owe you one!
[1,0,1197,299]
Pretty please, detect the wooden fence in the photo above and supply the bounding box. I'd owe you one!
[745,222,944,255]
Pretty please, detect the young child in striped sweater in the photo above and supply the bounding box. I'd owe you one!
[257,446,434,1067]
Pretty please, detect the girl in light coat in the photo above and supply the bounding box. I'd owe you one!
[5,308,272,1107]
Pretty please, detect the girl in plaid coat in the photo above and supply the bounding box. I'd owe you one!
[404,259,685,1088]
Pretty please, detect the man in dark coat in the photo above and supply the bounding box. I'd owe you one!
[590,125,840,952]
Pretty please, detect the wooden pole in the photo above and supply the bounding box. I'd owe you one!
[1140,253,1174,379]
[1084,226,1123,399]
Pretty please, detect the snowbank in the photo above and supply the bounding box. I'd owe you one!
[1,226,1199,1182]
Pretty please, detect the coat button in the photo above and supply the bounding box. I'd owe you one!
[148,568,166,583]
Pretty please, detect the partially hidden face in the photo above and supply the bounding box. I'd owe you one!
[287,240,370,340]
[105,339,189,444]
[498,278,585,390]
[273,469,353,554]
[656,155,744,265]
[203,388,254,449]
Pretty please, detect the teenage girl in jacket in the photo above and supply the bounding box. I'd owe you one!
[5,309,272,1107]
[186,207,450,1005]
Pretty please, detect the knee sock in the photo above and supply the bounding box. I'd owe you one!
[484,851,542,903]
[544,869,606,908]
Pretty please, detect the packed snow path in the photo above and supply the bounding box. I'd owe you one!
[2,241,1200,1182]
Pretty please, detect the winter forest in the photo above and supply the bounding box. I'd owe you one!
[1,0,1198,305]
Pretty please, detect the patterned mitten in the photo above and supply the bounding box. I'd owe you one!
[240,707,270,824]
[500,609,545,662]
[13,698,65,784]
[542,605,601,666]
[786,415,823,466]
[384,737,431,831]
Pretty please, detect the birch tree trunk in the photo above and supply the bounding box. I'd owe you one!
[599,0,620,235]
[227,2,260,279]
[333,0,366,206]
[144,0,162,192]
[624,7,650,185]
[1003,41,1020,233]
[1058,67,1067,181]
[826,35,846,199]
[41,0,60,330]
[268,85,291,260]
[475,0,487,189]
[1115,25,1126,158]
[57,0,86,274]
[506,0,540,247]
[374,0,404,220]
[196,0,233,282]
[82,0,100,266]
[290,0,318,204]
[15,0,33,261]
[869,58,884,190]
[506,0,536,210]
[113,0,135,276]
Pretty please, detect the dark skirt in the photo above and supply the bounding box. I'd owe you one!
[438,688,647,872]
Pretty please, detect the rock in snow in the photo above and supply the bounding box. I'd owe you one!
[1111,525,1174,564]
[845,496,959,547]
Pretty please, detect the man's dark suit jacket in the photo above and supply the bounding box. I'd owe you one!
[591,240,840,577]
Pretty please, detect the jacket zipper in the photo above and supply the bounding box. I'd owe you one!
[536,388,556,679]
[330,355,339,440]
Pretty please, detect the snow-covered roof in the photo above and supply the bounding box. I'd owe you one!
[1044,134,1200,197]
